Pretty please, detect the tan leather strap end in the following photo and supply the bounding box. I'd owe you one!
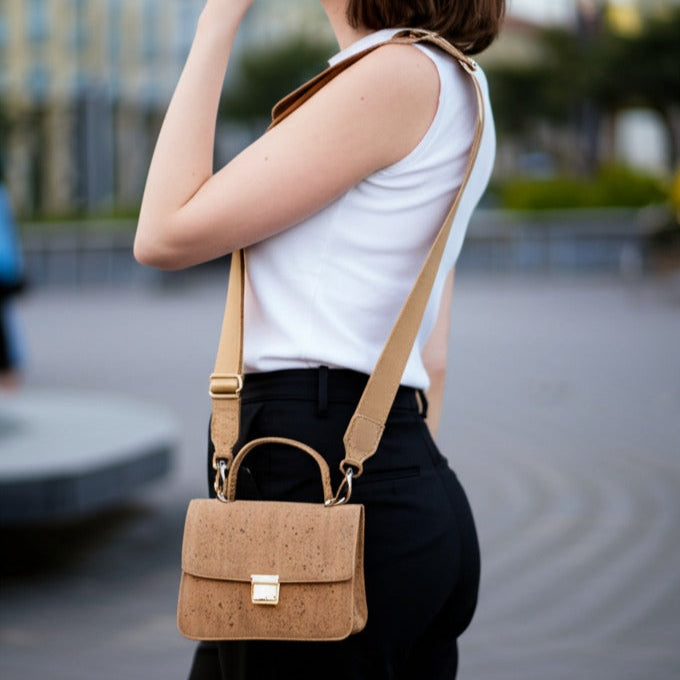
[210,249,245,470]
[341,415,385,477]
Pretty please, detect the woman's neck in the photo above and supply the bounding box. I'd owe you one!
[320,0,372,49]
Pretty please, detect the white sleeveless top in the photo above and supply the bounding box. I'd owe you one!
[243,29,495,390]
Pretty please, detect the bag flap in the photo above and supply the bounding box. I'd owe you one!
[181,499,363,584]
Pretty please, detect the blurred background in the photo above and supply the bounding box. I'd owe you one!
[0,1,679,679]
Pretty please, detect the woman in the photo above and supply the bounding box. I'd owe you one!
[135,0,503,678]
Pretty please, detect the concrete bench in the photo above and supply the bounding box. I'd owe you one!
[0,390,176,524]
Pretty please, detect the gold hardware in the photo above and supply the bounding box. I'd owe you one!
[326,467,354,507]
[251,575,280,605]
[214,459,229,503]
[209,373,243,399]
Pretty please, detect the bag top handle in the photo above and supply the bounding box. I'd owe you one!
[210,29,486,492]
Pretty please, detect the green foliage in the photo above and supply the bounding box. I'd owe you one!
[220,36,335,124]
[486,8,680,155]
[486,64,557,134]
[21,206,140,227]
[500,166,668,210]
[595,9,680,110]
[486,26,598,135]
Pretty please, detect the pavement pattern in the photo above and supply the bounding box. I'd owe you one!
[1,272,679,680]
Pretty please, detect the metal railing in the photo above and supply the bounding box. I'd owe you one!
[18,207,672,287]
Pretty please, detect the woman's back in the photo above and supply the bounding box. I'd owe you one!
[244,29,496,389]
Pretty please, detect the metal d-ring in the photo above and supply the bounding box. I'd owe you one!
[214,459,229,502]
[326,467,354,506]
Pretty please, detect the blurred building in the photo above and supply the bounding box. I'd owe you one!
[0,0,327,218]
[239,0,330,45]
[4,0,676,217]
[479,15,544,68]
[1,0,202,216]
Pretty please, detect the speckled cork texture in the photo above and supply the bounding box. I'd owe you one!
[177,499,366,641]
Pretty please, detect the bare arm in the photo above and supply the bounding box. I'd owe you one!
[134,1,440,270]
[422,269,455,437]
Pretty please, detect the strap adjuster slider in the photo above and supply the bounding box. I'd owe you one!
[209,373,243,399]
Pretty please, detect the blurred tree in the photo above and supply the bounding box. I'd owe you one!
[487,27,596,133]
[219,36,335,130]
[487,7,680,173]
[595,8,680,166]
[486,27,600,172]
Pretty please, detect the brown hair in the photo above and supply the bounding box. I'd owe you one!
[346,0,506,55]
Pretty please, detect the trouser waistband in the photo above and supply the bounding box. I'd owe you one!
[242,367,428,418]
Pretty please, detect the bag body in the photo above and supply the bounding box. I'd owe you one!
[179,434,367,641]
[178,497,366,641]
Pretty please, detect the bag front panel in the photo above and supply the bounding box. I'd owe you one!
[177,573,364,641]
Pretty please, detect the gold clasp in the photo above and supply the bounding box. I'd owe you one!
[251,575,280,606]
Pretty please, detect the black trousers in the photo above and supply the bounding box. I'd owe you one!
[189,368,480,680]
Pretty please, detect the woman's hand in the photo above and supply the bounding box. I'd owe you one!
[201,0,257,24]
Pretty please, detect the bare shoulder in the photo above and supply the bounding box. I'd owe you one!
[294,41,440,168]
[338,41,440,111]
[365,42,441,93]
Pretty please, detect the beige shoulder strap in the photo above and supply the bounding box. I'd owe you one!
[210,29,485,489]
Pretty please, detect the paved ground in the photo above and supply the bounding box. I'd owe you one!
[1,271,679,679]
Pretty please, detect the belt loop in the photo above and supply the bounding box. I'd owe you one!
[416,390,429,419]
[317,366,329,417]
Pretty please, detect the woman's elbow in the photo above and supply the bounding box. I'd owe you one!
[423,347,448,379]
[425,362,447,386]
[134,212,237,270]
[133,229,186,271]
